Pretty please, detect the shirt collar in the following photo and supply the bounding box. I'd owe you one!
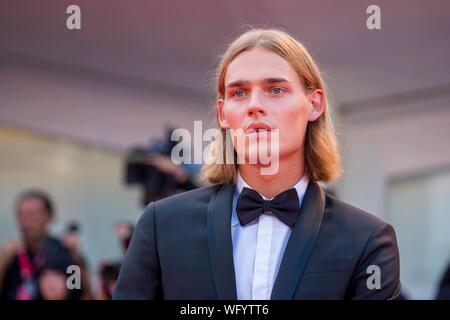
[232,170,310,227]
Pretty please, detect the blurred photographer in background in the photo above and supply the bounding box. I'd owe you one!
[125,127,200,207]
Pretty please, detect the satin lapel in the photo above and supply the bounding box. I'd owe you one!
[270,180,326,300]
[207,183,237,300]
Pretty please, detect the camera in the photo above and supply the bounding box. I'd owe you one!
[124,127,197,206]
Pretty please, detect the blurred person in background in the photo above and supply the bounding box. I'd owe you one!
[97,222,134,300]
[61,221,93,299]
[36,248,82,300]
[0,190,78,300]
[125,127,201,207]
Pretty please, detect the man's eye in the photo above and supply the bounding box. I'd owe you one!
[270,87,284,95]
[232,90,246,98]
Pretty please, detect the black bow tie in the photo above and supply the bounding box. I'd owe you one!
[236,187,300,227]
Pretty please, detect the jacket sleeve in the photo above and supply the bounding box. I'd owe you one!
[347,223,401,300]
[436,261,450,299]
[113,202,163,299]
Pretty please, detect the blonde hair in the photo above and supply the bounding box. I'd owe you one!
[201,28,341,184]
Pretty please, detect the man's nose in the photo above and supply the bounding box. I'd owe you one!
[246,90,267,118]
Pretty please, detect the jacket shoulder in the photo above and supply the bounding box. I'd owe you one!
[146,184,223,222]
[323,193,392,236]
[154,184,219,207]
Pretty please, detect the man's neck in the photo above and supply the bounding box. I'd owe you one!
[239,152,305,199]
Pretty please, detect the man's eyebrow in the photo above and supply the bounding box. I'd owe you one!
[225,78,290,88]
[226,80,249,88]
[263,77,290,84]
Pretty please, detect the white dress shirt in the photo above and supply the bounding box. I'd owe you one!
[231,171,309,300]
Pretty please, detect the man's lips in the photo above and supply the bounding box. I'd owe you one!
[245,122,273,134]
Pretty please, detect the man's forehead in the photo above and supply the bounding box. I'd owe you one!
[18,197,45,209]
[225,59,296,84]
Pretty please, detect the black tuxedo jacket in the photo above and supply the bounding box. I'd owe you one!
[113,181,401,300]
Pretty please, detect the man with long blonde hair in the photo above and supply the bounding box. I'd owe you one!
[114,29,400,300]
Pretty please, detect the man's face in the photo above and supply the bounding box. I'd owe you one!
[217,47,324,171]
[16,197,51,245]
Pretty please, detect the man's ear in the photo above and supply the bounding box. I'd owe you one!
[217,99,230,128]
[307,89,326,122]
